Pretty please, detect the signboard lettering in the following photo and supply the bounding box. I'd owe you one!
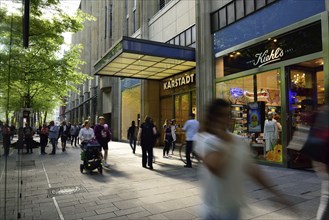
[253,47,284,67]
[163,73,195,90]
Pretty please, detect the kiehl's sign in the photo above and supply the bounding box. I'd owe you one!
[223,22,322,76]
[163,73,195,90]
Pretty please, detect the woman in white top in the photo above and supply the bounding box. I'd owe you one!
[79,120,95,144]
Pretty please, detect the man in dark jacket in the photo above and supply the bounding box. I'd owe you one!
[58,121,70,152]
[137,116,157,170]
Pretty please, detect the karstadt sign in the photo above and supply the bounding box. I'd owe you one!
[163,73,195,90]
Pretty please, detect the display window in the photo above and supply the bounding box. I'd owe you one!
[216,69,283,163]
[121,85,141,141]
[286,59,324,168]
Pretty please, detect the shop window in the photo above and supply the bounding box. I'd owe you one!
[256,70,281,106]
[216,70,283,164]
[216,75,253,104]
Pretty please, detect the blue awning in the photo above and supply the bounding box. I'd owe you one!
[94,36,196,80]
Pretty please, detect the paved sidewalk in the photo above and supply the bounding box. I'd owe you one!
[0,141,321,220]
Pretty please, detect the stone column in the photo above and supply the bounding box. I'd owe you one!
[195,0,215,122]
[110,78,121,141]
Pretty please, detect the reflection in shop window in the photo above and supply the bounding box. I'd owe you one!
[216,70,283,164]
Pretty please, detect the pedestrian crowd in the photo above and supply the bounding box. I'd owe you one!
[1,99,328,220]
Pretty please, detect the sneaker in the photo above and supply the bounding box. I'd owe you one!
[149,166,153,170]
[104,162,109,167]
[184,165,192,168]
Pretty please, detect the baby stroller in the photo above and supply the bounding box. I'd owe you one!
[80,140,103,174]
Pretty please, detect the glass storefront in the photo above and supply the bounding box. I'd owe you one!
[286,61,324,168]
[214,16,327,167]
[216,69,283,163]
[160,70,196,144]
[121,84,141,141]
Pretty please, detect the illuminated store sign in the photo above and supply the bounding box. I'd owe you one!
[163,73,195,90]
[222,22,322,76]
[253,47,284,67]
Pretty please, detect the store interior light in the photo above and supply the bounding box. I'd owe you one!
[273,39,277,42]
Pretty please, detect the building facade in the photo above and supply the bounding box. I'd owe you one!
[66,0,329,168]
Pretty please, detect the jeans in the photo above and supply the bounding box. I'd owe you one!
[129,137,136,153]
[50,138,57,154]
[186,141,193,167]
[141,144,153,167]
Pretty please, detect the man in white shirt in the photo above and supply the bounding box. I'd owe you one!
[182,113,199,168]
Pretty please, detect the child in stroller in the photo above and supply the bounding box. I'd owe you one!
[80,140,103,174]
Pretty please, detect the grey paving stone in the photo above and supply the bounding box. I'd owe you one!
[114,206,146,217]
[127,210,152,219]
[3,141,322,220]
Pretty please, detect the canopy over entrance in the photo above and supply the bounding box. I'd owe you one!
[94,37,196,80]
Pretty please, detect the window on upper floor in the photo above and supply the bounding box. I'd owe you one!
[166,25,196,48]
[133,0,137,33]
[211,0,278,33]
[109,4,113,38]
[159,0,173,10]
[126,0,129,35]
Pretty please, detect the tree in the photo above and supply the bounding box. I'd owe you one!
[0,0,94,124]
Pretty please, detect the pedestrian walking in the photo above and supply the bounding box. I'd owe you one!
[67,122,72,141]
[194,99,294,220]
[302,105,329,220]
[79,120,95,145]
[58,121,70,152]
[10,124,16,141]
[182,113,199,168]
[94,116,111,167]
[171,119,177,155]
[48,121,59,155]
[137,116,157,170]
[39,123,49,155]
[127,120,137,154]
[2,123,11,156]
[70,123,79,147]
[23,122,34,154]
[163,119,172,158]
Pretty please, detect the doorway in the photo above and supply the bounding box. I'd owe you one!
[286,58,324,168]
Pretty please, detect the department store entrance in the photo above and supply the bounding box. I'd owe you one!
[286,58,324,168]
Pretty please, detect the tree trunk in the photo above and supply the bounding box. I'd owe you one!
[43,111,47,124]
